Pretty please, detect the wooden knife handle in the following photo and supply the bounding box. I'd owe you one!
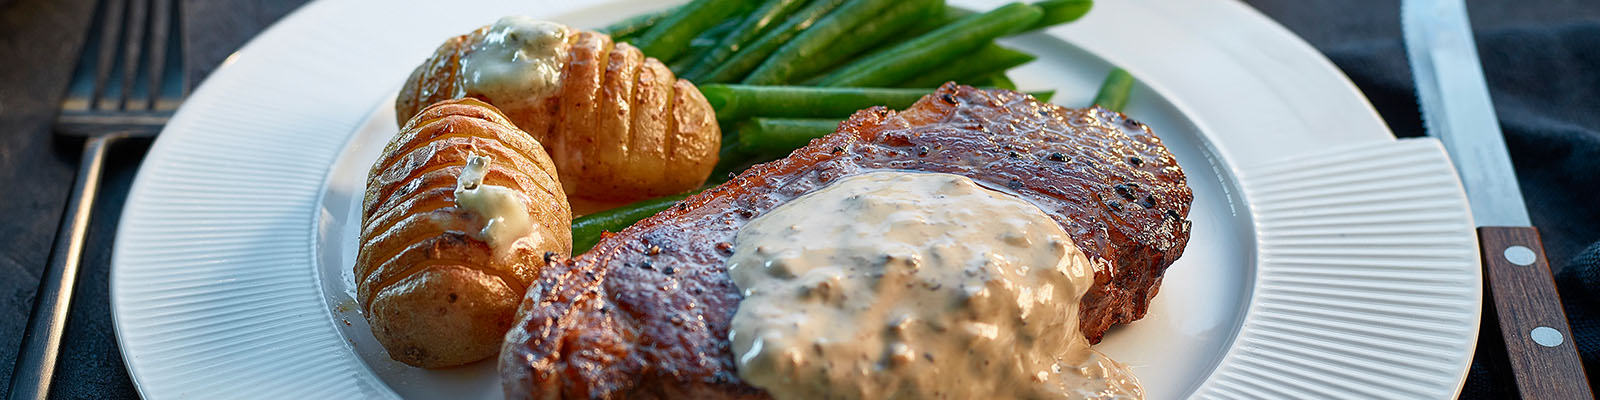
[1479,226,1593,399]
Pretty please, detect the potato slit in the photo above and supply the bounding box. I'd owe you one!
[362,188,456,240]
[363,257,515,311]
[660,78,679,185]
[377,124,554,182]
[371,160,545,220]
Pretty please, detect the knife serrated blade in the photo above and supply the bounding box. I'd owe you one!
[1402,0,1594,397]
[1401,0,1528,227]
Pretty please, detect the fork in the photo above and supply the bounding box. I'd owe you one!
[7,0,185,398]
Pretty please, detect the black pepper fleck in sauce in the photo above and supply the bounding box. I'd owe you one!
[1113,184,1137,201]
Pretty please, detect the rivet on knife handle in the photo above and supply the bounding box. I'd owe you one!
[1478,226,1593,399]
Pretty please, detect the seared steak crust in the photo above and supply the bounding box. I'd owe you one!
[501,84,1193,399]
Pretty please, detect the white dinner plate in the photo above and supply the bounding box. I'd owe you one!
[111,0,1482,398]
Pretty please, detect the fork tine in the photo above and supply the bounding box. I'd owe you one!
[118,0,149,111]
[165,1,186,108]
[61,0,111,112]
[90,0,125,111]
[145,0,173,109]
[55,0,181,138]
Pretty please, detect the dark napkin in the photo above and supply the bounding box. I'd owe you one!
[1245,0,1600,397]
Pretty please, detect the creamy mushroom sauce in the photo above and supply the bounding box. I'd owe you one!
[459,16,567,109]
[453,154,534,258]
[727,171,1143,399]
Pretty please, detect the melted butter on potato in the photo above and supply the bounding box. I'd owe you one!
[454,153,535,258]
[460,16,567,107]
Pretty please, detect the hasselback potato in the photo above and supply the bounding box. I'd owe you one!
[397,17,719,203]
[358,98,571,368]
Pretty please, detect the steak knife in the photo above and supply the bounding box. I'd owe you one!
[1401,0,1594,397]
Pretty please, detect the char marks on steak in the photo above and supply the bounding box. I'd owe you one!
[501,84,1193,399]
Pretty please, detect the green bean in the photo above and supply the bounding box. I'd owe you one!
[1030,0,1093,30]
[703,84,1058,121]
[632,0,747,61]
[907,7,975,36]
[1092,67,1134,112]
[907,0,1088,35]
[701,85,940,122]
[743,0,938,85]
[801,7,961,83]
[710,118,841,181]
[669,17,743,73]
[670,45,711,75]
[570,193,692,253]
[735,118,841,156]
[815,3,1043,87]
[1030,90,1056,102]
[602,7,677,41]
[984,73,1019,90]
[897,43,1035,88]
[835,0,1089,71]
[694,0,851,83]
[695,17,744,47]
[709,145,757,184]
[790,6,963,83]
[683,0,811,80]
[709,86,1059,179]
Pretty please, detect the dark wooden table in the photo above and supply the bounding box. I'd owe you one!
[2,0,1596,398]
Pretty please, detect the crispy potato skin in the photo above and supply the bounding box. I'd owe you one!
[397,25,719,203]
[358,98,571,368]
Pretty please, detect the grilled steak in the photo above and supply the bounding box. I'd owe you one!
[501,84,1193,399]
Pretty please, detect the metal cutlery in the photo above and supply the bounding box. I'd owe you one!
[8,0,184,398]
[1401,0,1593,397]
